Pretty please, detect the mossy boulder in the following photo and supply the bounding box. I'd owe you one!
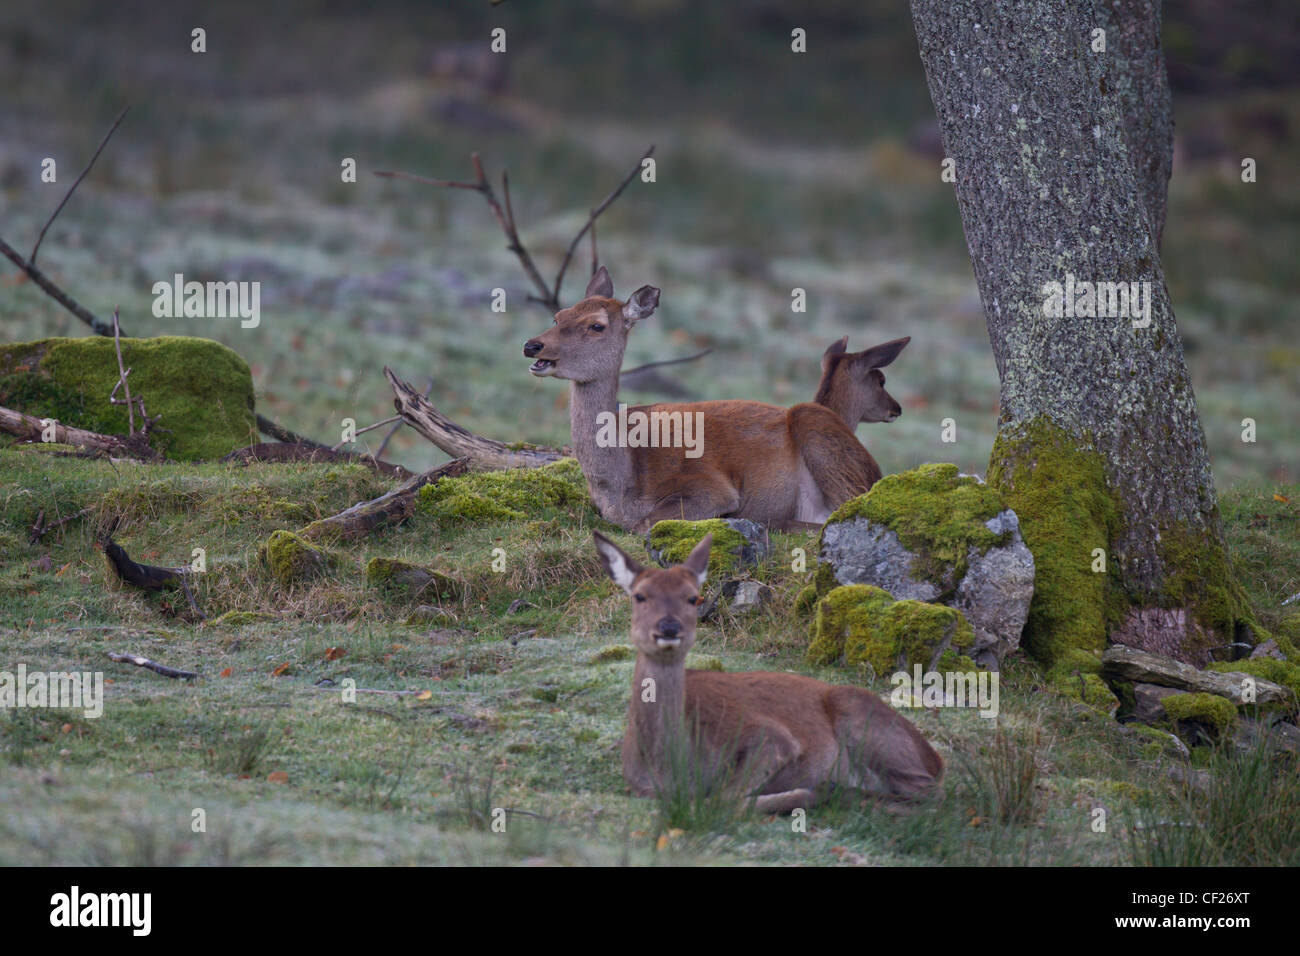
[645,518,770,578]
[807,584,977,678]
[1046,647,1120,713]
[365,557,461,602]
[0,336,257,460]
[1206,658,1300,714]
[259,529,336,587]
[1162,693,1239,742]
[816,463,1033,667]
[1102,645,1295,709]
[415,458,594,523]
[204,609,277,627]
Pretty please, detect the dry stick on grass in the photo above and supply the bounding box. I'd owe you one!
[0,108,129,338]
[105,652,199,681]
[29,506,93,544]
[254,413,327,449]
[301,457,471,542]
[0,403,157,460]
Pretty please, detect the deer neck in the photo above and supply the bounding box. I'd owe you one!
[568,374,637,520]
[817,378,859,432]
[626,653,688,775]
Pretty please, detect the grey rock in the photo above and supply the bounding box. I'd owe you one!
[1250,639,1285,660]
[1102,646,1295,707]
[646,518,770,570]
[1131,682,1185,724]
[725,580,774,614]
[819,508,1034,665]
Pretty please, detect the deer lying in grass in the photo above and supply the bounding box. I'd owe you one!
[594,531,945,813]
[524,267,883,532]
[816,335,911,430]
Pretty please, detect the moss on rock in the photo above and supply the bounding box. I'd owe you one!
[825,462,1008,588]
[416,458,593,523]
[1046,647,1120,711]
[259,529,335,587]
[987,418,1121,667]
[365,557,461,601]
[204,609,277,627]
[1206,658,1300,713]
[0,336,257,460]
[646,518,759,577]
[807,584,975,676]
[1162,692,1238,738]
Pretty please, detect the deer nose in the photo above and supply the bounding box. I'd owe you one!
[655,617,681,637]
[523,339,543,357]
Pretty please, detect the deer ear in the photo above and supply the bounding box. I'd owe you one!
[585,266,614,299]
[593,532,643,594]
[856,335,911,371]
[821,336,849,372]
[683,533,712,587]
[622,285,660,322]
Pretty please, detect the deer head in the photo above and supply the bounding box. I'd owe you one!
[593,531,710,662]
[523,266,661,384]
[815,335,911,426]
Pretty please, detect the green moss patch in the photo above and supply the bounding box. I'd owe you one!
[807,584,975,676]
[1207,658,1300,713]
[365,557,461,601]
[259,529,336,587]
[987,418,1120,667]
[826,463,1008,589]
[1162,692,1239,739]
[646,518,755,577]
[0,336,257,460]
[416,458,594,523]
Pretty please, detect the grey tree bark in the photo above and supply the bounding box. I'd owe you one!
[908,0,1253,668]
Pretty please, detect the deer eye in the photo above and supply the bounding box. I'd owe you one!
[687,595,699,605]
[590,322,605,332]
[634,593,646,603]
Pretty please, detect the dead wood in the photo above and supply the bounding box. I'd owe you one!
[105,651,198,681]
[300,457,472,542]
[220,441,412,478]
[0,403,158,460]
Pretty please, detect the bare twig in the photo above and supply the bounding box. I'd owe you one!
[0,403,157,459]
[374,378,432,460]
[109,309,136,435]
[375,145,653,312]
[551,144,654,306]
[330,414,401,451]
[29,506,93,544]
[30,106,129,266]
[106,651,199,681]
[0,235,118,337]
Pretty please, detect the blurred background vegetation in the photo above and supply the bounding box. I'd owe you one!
[0,0,1295,486]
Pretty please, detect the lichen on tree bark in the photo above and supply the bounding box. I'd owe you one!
[908,0,1254,666]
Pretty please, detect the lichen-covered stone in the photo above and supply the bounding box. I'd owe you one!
[589,644,636,664]
[646,518,770,577]
[1206,658,1300,714]
[0,336,257,460]
[416,457,593,523]
[807,584,976,677]
[365,557,461,601]
[1102,645,1295,709]
[817,463,1033,666]
[260,529,334,587]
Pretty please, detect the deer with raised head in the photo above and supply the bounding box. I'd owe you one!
[523,267,882,532]
[815,335,911,431]
[593,531,944,812]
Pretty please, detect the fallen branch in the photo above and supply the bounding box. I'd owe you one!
[300,457,471,542]
[384,367,566,469]
[0,403,158,459]
[106,651,198,681]
[100,534,204,619]
[374,378,432,460]
[29,506,93,544]
[254,413,327,448]
[220,442,411,479]
[0,235,119,337]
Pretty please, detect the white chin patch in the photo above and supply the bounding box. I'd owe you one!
[655,637,682,649]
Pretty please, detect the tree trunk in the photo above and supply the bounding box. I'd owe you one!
[908,0,1254,670]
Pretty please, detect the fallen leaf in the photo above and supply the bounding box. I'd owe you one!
[1274,493,1290,503]
[325,646,346,661]
[415,690,433,700]
[219,667,232,678]
[272,662,292,677]
[55,563,70,577]
[267,771,289,784]
[60,723,72,734]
